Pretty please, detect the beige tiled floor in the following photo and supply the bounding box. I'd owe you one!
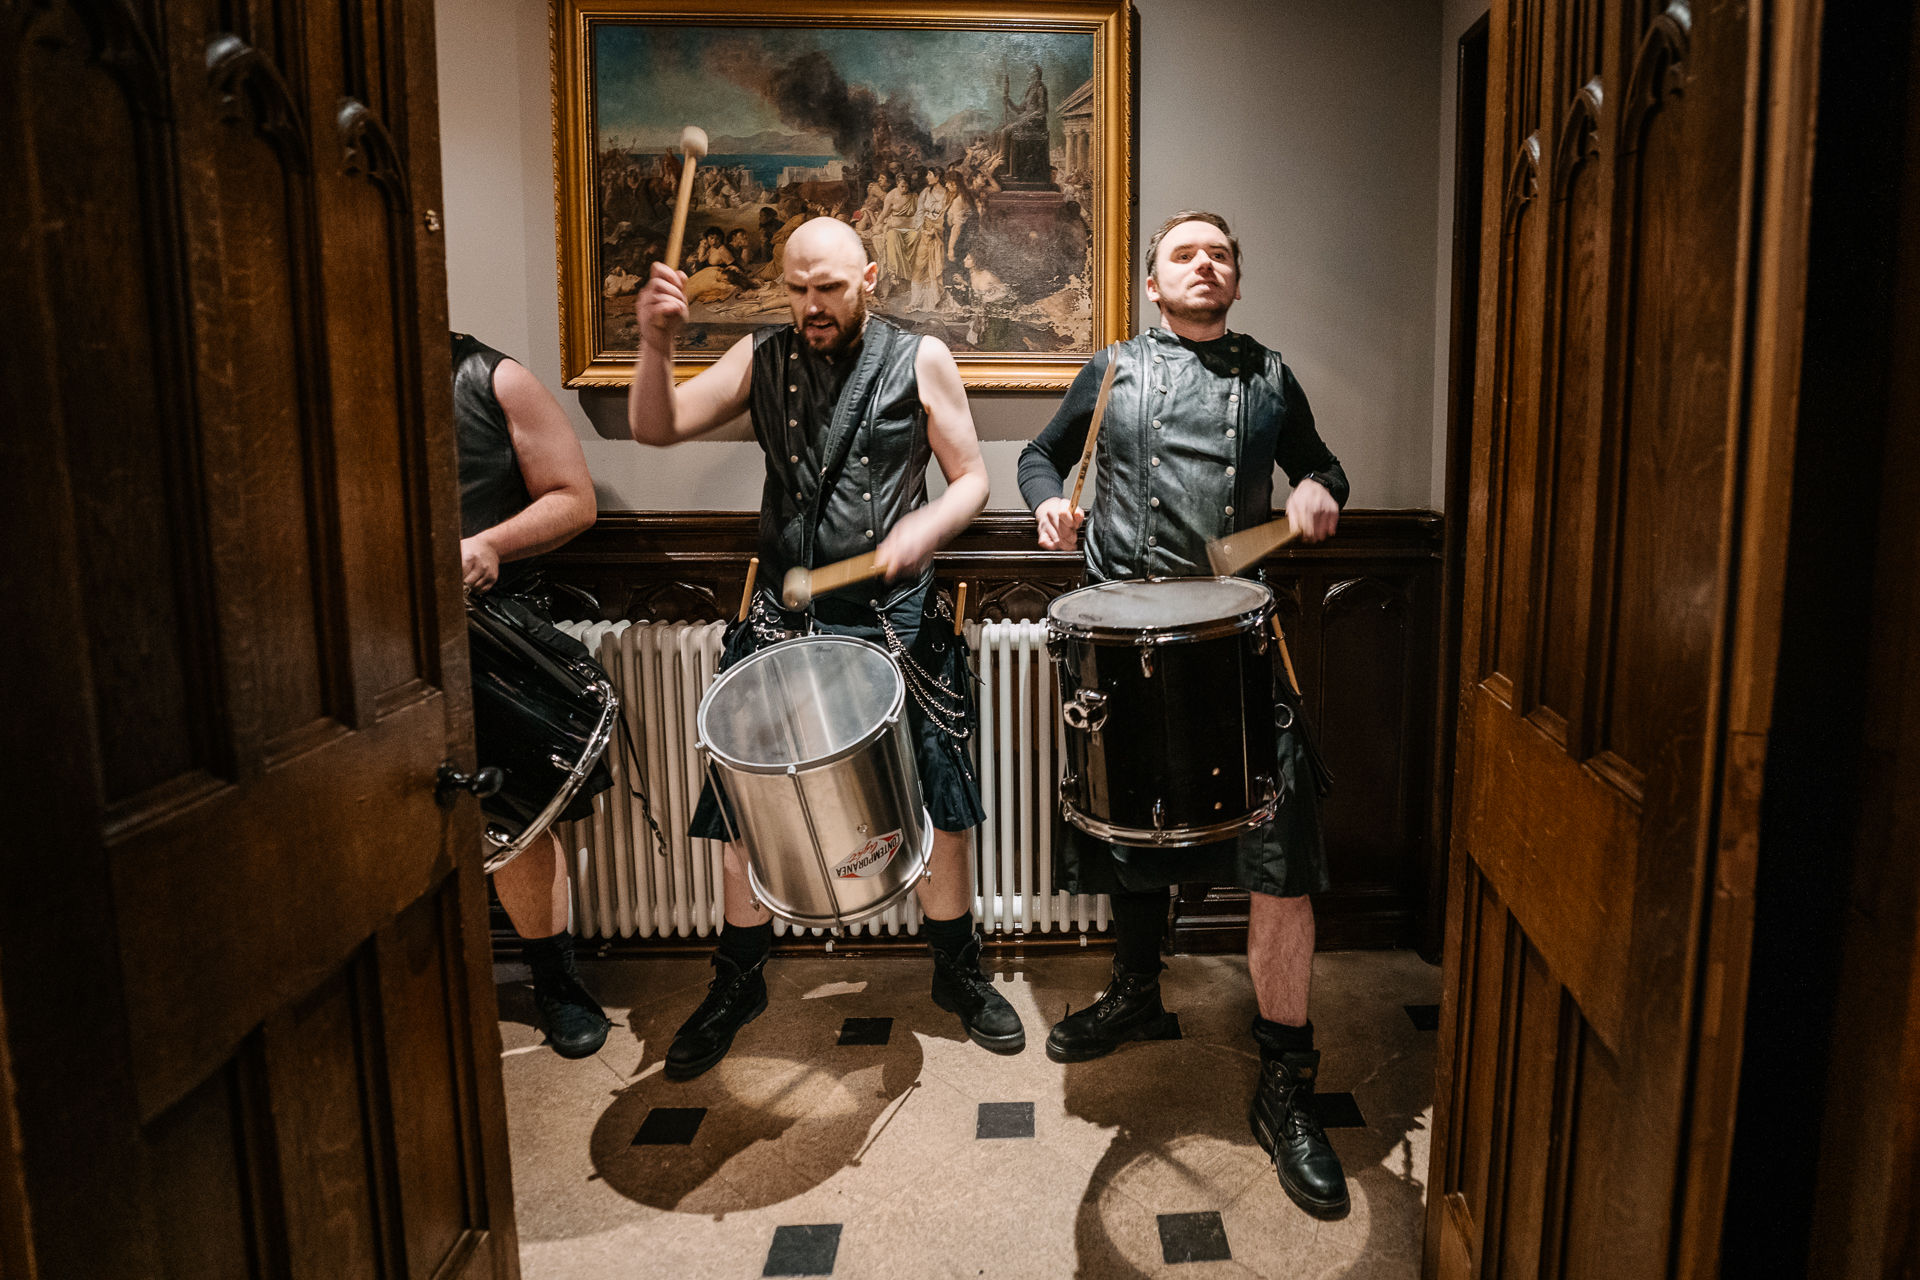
[497,946,1440,1279]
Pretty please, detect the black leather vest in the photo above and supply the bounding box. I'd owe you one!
[451,333,537,593]
[1084,329,1332,582]
[748,317,933,612]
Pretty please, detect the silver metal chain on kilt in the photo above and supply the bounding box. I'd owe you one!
[879,598,973,751]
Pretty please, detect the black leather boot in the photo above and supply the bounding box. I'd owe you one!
[664,950,768,1080]
[930,933,1025,1053]
[523,932,611,1060]
[1249,1049,1350,1218]
[1044,961,1174,1063]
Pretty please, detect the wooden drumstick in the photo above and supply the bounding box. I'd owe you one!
[1067,355,1121,514]
[781,551,883,609]
[737,556,758,622]
[954,581,968,636]
[1271,614,1302,697]
[662,125,709,275]
[1206,515,1301,577]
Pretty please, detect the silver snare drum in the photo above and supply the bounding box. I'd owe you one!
[696,635,932,927]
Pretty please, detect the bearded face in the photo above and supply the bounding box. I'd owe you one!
[797,283,867,357]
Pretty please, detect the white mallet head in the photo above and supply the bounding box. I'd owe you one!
[781,566,812,610]
[680,125,709,160]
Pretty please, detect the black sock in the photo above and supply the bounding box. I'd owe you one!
[717,922,773,968]
[521,930,573,979]
[921,909,976,960]
[1251,1015,1314,1057]
[1110,890,1167,976]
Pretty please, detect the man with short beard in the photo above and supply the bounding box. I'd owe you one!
[1017,210,1353,1220]
[628,217,1021,1078]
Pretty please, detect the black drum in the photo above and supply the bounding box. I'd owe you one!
[1046,577,1278,847]
[468,592,618,873]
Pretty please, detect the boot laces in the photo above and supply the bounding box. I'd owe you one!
[695,956,759,1014]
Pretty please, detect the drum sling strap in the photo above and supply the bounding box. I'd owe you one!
[798,324,974,753]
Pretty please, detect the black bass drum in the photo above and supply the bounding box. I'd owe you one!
[1046,577,1278,847]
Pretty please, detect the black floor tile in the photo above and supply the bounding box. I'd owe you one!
[1157,1211,1232,1264]
[837,1017,893,1046]
[976,1101,1035,1139]
[1405,1003,1441,1031]
[631,1106,707,1146]
[764,1223,842,1277]
[1314,1091,1366,1129]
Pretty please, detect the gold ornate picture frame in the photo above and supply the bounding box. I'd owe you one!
[552,0,1132,389]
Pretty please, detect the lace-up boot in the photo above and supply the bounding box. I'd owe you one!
[1043,960,1173,1063]
[930,933,1025,1053]
[665,950,768,1080]
[1249,1048,1350,1218]
[523,932,610,1060]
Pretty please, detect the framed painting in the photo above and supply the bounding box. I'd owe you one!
[552,0,1132,389]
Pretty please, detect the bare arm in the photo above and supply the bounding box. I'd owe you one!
[460,359,597,590]
[626,261,754,445]
[874,336,990,579]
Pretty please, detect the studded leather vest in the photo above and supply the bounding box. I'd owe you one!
[747,317,934,613]
[451,333,537,593]
[1084,329,1343,582]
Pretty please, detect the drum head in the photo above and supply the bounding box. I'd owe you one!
[698,635,904,772]
[1047,577,1272,638]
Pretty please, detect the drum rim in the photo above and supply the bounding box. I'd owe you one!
[1046,575,1275,643]
[696,633,906,774]
[1062,794,1280,848]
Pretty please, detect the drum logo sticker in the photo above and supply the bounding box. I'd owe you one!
[834,829,904,879]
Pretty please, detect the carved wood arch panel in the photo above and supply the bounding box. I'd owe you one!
[16,0,228,815]
[1482,130,1546,699]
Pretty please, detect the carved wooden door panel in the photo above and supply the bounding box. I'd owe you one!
[1,0,517,1275]
[1426,1,1814,1276]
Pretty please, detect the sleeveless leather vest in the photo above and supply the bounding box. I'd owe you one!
[747,317,933,611]
[452,333,538,593]
[1084,328,1319,582]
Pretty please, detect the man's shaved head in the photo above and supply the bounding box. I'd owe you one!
[784,217,876,356]
[785,216,868,273]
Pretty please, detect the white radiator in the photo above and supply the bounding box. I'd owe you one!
[553,616,1110,942]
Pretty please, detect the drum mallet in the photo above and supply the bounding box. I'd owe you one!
[1065,356,1121,523]
[954,581,968,636]
[662,125,709,273]
[1205,515,1301,577]
[1271,614,1303,697]
[738,556,759,622]
[782,550,883,610]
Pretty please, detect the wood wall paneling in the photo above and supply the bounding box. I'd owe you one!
[531,510,1442,955]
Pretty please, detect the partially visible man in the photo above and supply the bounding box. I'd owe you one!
[1016,211,1352,1219]
[452,333,608,1058]
[628,217,1022,1079]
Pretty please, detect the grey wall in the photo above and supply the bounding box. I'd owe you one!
[435,0,1449,513]
[1431,0,1493,509]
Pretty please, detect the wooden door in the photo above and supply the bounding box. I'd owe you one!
[0,0,518,1275]
[1426,1,1820,1276]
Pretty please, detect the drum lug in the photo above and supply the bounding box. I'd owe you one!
[1151,798,1170,843]
[1063,689,1108,733]
[1137,642,1154,679]
[1254,622,1270,655]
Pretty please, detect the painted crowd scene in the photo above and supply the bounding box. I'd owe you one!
[591,23,1098,359]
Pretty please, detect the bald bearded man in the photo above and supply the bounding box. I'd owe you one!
[629,218,1020,1078]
